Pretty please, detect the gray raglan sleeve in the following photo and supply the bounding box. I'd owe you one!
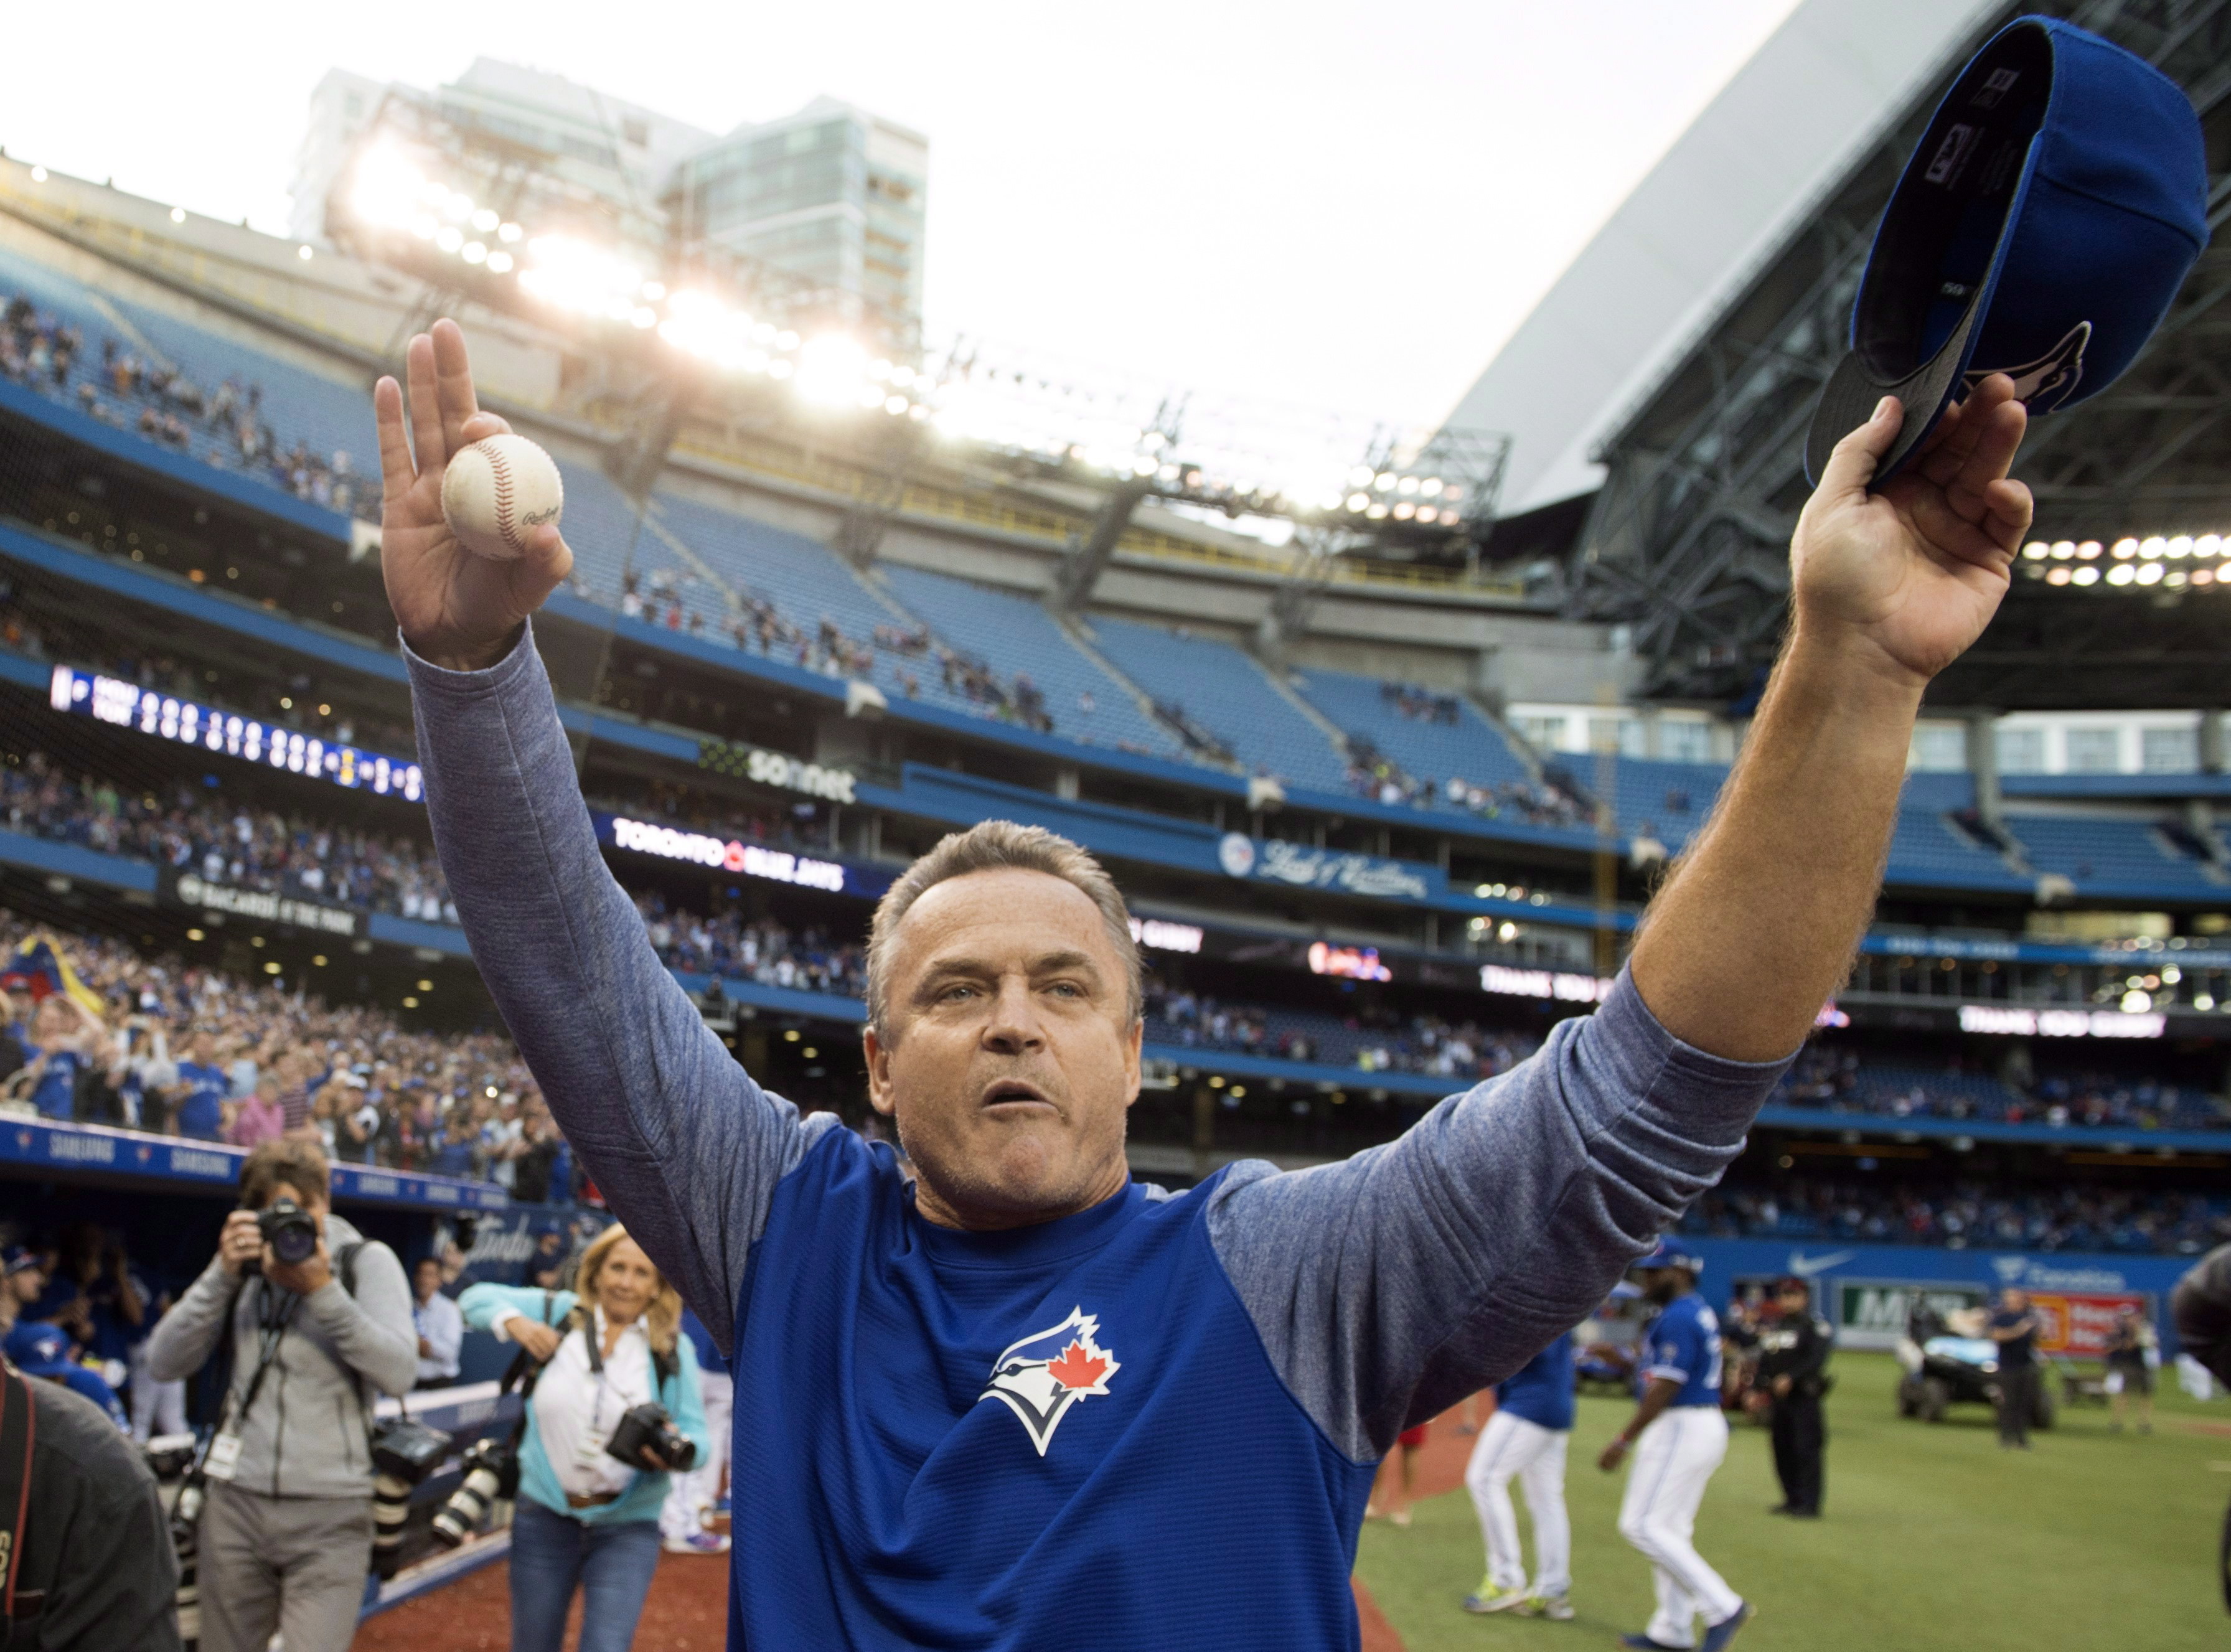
[1207,969,1790,1460]
[405,622,815,1354]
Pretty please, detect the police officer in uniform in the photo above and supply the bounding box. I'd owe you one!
[1756,1277,1831,1518]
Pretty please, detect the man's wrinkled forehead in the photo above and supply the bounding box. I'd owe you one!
[898,866,1114,966]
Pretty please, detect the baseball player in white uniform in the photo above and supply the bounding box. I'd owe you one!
[1463,1329,1576,1619]
[1599,1242,1750,1651]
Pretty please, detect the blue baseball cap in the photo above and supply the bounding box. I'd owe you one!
[1805,16,2207,486]
[4,1320,74,1377]
[1633,1241,1701,1274]
[1,1245,40,1278]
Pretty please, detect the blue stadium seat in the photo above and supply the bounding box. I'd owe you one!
[1084,617,1349,791]
[876,566,1181,758]
[1291,669,1535,795]
[2004,812,2225,899]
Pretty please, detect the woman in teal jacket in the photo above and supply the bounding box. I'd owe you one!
[460,1224,709,1652]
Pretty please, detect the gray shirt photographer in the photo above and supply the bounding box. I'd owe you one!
[146,1206,416,1499]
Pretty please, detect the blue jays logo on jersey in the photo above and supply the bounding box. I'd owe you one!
[979,1306,1121,1457]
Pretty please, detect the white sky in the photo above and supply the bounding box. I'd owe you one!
[1,0,1800,438]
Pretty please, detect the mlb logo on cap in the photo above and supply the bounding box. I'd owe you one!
[1805,16,2208,486]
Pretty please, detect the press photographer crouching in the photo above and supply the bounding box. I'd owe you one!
[458,1225,709,1652]
[144,1140,417,1652]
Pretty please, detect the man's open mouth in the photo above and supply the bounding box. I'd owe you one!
[980,1079,1054,1109]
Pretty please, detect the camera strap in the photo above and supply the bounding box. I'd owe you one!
[0,1365,43,1640]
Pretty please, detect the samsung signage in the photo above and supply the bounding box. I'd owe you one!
[1218,834,1433,902]
[1956,1004,2165,1039]
[161,867,362,937]
[50,666,424,802]
[605,814,850,893]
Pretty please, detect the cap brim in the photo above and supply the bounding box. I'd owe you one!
[1805,286,1984,490]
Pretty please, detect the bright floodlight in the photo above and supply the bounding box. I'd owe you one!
[169,207,186,224]
[2107,563,2136,585]
[2140,536,2168,558]
[2075,540,2102,560]
[498,222,523,243]
[486,251,514,274]
[2111,537,2138,557]
[471,208,499,233]
[2169,535,2194,558]
[793,334,870,405]
[2070,565,2098,585]
[434,226,464,253]
[2197,534,2222,557]
[461,242,487,264]
[349,146,425,227]
[2049,541,2075,559]
[2021,542,2049,560]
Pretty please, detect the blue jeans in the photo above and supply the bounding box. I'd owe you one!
[507,1498,663,1652]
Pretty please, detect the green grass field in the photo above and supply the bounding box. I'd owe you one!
[1356,1352,2229,1651]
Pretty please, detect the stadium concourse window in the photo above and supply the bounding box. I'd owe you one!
[2065,728,2125,774]
[1995,726,2049,774]
[2143,725,2200,773]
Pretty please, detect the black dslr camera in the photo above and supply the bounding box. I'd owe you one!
[369,1415,454,1578]
[606,1402,695,1472]
[242,1196,319,1275]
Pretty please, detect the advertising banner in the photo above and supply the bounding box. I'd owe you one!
[1680,1237,2190,1352]
[156,865,362,938]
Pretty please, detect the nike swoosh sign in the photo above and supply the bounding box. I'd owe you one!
[1787,1250,1856,1278]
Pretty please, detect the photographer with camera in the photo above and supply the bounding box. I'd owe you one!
[144,1139,417,1652]
[458,1224,708,1652]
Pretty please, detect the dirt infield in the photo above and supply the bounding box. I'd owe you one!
[352,1537,730,1652]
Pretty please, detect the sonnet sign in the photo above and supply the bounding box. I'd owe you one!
[1957,1005,2165,1039]
[698,738,856,804]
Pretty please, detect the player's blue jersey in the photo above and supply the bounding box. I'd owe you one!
[1640,1293,1722,1407]
[1495,1331,1576,1431]
[726,1134,1373,1651]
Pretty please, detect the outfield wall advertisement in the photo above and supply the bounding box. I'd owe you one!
[1686,1238,2185,1353]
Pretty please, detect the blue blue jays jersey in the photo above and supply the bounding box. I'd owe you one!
[1495,1331,1576,1430]
[728,1135,1373,1650]
[1640,1293,1722,1407]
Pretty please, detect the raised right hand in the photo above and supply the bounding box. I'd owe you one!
[217,1209,264,1279]
[373,319,574,672]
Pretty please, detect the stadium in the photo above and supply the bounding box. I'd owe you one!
[2,2,2229,1650]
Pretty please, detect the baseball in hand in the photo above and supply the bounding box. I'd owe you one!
[441,434,565,561]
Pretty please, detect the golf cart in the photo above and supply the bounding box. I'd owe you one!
[1894,1306,2054,1429]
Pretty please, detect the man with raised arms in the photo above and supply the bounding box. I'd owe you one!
[377,319,2029,1651]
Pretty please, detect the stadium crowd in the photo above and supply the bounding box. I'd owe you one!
[1,288,369,517]
[1687,1175,2231,1257]
[1145,979,1541,1079]
[1777,1043,2224,1132]
[0,910,580,1190]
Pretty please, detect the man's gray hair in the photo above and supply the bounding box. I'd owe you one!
[865,819,1141,1036]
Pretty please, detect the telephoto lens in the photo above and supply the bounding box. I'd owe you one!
[371,1471,415,1579]
[430,1435,517,1548]
[256,1196,320,1267]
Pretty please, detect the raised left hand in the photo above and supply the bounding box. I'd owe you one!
[1792,374,2033,685]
